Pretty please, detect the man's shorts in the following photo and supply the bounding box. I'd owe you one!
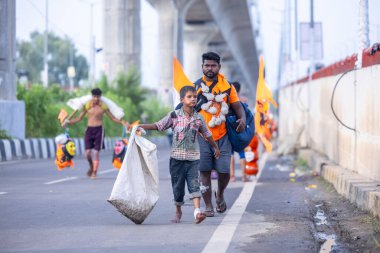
[85,126,104,151]
[198,134,232,174]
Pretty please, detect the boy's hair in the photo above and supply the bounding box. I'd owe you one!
[202,52,221,64]
[231,81,241,93]
[179,86,196,98]
[91,88,102,96]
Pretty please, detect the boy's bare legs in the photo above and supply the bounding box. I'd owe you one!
[193,197,206,224]
[85,149,93,177]
[230,155,236,182]
[200,171,213,214]
[172,205,182,223]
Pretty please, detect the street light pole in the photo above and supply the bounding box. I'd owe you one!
[43,0,49,87]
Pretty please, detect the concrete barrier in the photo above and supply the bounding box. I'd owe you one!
[298,148,380,218]
[0,135,169,162]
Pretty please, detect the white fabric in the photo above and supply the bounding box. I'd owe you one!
[55,134,68,145]
[108,126,159,224]
[245,151,255,162]
[194,208,201,219]
[66,95,125,120]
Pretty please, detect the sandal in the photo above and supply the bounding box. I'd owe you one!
[215,192,227,213]
[203,209,215,217]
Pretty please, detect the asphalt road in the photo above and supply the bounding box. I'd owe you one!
[0,145,344,253]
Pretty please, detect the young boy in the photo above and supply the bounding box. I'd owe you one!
[139,86,220,224]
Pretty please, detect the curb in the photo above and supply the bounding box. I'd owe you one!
[0,136,169,162]
[298,148,380,218]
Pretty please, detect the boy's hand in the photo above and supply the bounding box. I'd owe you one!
[214,147,220,159]
[121,120,130,129]
[136,126,146,136]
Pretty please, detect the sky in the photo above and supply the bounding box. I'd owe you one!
[16,0,380,90]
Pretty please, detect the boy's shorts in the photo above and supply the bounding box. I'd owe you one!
[170,158,201,206]
[198,134,232,174]
[85,126,104,151]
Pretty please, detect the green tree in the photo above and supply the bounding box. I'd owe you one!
[16,31,89,85]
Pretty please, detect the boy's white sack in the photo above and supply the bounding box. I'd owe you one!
[108,126,159,224]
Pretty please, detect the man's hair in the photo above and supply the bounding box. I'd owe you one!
[231,81,241,93]
[202,52,221,64]
[179,86,196,98]
[91,88,102,96]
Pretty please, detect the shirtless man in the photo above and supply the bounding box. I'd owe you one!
[62,88,129,179]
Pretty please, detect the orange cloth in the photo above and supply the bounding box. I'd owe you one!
[199,74,239,141]
[173,57,194,93]
[245,135,259,175]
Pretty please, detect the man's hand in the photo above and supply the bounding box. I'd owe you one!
[235,118,246,133]
[61,119,70,128]
[214,147,220,159]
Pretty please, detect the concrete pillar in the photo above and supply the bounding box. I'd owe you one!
[103,0,141,84]
[147,0,177,104]
[0,0,25,139]
[184,24,218,82]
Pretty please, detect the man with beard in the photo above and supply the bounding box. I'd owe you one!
[195,52,246,216]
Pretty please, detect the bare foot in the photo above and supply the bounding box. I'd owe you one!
[90,171,97,179]
[230,175,236,182]
[171,211,182,223]
[195,212,206,224]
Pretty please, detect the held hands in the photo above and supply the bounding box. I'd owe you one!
[235,118,246,133]
[214,147,220,159]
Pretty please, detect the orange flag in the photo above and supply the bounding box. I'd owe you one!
[173,57,194,93]
[58,108,68,124]
[255,55,278,108]
[255,55,277,152]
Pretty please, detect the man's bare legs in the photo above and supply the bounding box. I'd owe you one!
[240,158,249,182]
[216,172,230,203]
[200,171,213,214]
[91,150,100,179]
[85,149,93,177]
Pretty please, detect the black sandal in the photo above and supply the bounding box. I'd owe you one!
[215,192,227,213]
[203,209,215,217]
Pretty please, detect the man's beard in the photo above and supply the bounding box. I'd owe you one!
[203,70,218,79]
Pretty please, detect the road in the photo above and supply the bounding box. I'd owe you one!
[0,144,376,253]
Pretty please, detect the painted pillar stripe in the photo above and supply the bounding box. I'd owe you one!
[9,140,16,158]
[0,140,6,161]
[48,139,55,158]
[45,139,51,158]
[30,139,38,159]
[2,140,12,161]
[13,139,22,157]
[20,139,26,157]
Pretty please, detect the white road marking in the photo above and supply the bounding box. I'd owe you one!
[97,169,117,175]
[44,177,78,185]
[202,153,268,253]
[0,192,8,195]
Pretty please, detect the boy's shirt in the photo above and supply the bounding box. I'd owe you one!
[155,108,212,161]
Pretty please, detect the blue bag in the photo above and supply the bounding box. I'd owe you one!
[226,102,255,152]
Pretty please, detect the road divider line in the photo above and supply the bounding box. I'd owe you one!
[202,153,268,253]
[44,177,78,185]
[98,169,117,175]
[0,192,8,195]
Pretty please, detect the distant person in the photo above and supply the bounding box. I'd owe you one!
[62,88,129,179]
[138,86,220,224]
[230,81,250,182]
